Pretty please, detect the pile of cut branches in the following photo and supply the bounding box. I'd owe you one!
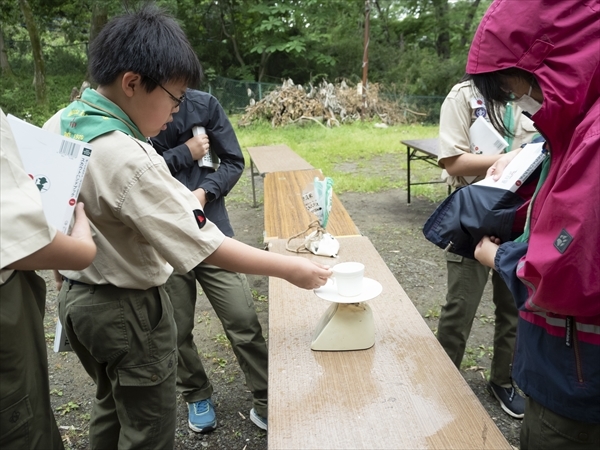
[238,79,424,128]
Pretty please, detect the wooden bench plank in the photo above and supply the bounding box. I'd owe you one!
[263,169,361,242]
[400,138,450,204]
[267,236,511,450]
[247,144,315,207]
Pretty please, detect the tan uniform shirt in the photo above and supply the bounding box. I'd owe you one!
[438,80,538,187]
[44,110,225,290]
[1,110,56,284]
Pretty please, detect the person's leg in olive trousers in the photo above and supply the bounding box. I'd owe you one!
[166,263,268,418]
[59,283,177,450]
[0,271,64,450]
[520,396,600,450]
[437,253,489,368]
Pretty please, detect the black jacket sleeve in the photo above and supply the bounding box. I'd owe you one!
[151,90,245,199]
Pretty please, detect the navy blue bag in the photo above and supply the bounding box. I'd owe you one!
[422,185,524,259]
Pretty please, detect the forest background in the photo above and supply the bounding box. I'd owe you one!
[0,0,492,125]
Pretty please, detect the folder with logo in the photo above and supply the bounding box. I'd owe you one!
[7,114,93,353]
[7,115,92,234]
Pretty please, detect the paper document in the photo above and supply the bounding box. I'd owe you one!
[475,142,547,192]
[193,126,220,171]
[469,116,509,155]
[7,115,92,234]
[462,117,510,184]
[8,115,92,354]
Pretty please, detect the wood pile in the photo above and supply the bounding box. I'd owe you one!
[239,79,424,128]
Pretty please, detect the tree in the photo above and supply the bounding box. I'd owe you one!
[0,26,13,76]
[19,0,46,104]
[432,0,450,59]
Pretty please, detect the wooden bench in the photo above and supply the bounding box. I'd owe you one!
[247,144,315,207]
[263,169,361,242]
[267,236,511,449]
[401,138,450,204]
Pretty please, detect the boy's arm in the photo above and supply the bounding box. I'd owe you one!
[204,237,332,290]
[442,152,504,177]
[7,203,96,271]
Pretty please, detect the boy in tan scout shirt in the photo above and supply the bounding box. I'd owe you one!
[436,77,537,419]
[1,109,96,450]
[43,5,331,449]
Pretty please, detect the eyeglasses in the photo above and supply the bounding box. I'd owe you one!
[147,76,185,108]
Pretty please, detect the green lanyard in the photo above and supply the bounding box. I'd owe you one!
[515,153,551,244]
[502,102,515,152]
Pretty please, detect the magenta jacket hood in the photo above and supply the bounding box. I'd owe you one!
[467,0,600,318]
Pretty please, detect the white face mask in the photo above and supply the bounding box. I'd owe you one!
[514,84,542,115]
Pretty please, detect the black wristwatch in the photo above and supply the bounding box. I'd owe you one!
[203,188,216,203]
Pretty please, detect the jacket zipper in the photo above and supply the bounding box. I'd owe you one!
[567,316,584,383]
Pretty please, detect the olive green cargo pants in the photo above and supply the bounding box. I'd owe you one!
[521,397,600,449]
[436,253,518,386]
[164,263,268,418]
[0,271,64,450]
[58,282,177,450]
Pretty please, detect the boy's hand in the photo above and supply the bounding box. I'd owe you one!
[285,259,332,290]
[186,134,209,160]
[71,203,93,240]
[487,148,521,180]
[70,203,96,257]
[474,236,500,268]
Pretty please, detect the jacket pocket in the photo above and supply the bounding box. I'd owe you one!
[0,395,33,444]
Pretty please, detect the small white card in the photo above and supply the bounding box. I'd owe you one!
[193,126,220,171]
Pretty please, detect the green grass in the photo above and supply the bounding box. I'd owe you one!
[232,118,445,202]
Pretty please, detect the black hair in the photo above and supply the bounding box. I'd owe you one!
[470,68,535,137]
[88,3,202,92]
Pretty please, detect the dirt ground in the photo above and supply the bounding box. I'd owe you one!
[43,157,521,449]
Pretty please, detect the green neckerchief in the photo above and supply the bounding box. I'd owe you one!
[514,152,551,243]
[502,102,514,152]
[60,88,146,143]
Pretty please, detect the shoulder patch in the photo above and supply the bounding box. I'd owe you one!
[470,97,485,109]
[193,209,206,229]
[553,229,573,254]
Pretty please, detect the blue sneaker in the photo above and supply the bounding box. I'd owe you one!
[188,398,217,433]
[250,408,267,430]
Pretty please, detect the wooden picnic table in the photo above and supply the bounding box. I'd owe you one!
[401,138,450,204]
[247,144,315,207]
[267,235,511,450]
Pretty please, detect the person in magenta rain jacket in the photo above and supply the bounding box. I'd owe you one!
[466,0,599,448]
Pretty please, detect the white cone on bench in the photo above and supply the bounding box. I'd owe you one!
[310,302,376,351]
[311,264,382,351]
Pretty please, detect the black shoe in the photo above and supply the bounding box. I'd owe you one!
[487,381,525,419]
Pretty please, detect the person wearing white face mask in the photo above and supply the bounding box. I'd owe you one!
[512,83,543,116]
[435,74,538,420]
[467,0,599,448]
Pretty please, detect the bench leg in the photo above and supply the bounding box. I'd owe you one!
[250,159,257,208]
[406,146,412,204]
